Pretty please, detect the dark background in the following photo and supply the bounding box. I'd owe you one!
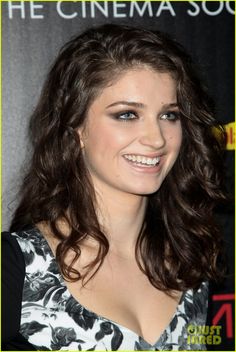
[2,1,235,350]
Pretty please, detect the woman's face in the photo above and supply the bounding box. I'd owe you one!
[79,68,182,198]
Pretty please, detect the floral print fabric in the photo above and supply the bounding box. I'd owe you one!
[12,229,208,351]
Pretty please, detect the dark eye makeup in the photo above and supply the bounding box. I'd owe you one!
[160,111,180,121]
[109,109,180,122]
[109,110,138,122]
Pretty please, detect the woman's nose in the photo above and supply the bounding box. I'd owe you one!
[139,119,165,149]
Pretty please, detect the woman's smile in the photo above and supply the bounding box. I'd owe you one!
[122,153,163,175]
[123,154,161,167]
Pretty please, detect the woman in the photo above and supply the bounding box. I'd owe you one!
[2,24,226,351]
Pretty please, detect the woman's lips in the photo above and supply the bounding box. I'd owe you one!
[123,154,162,173]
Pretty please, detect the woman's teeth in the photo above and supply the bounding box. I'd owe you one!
[124,154,160,166]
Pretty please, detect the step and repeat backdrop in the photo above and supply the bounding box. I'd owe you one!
[2,1,235,350]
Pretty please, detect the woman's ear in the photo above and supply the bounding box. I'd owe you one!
[80,137,85,149]
[77,127,85,148]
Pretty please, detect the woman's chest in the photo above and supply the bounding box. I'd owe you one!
[16,231,199,350]
[67,258,182,345]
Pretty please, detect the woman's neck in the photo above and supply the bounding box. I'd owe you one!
[37,187,148,259]
[95,188,147,258]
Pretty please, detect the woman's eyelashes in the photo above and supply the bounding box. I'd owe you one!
[110,110,180,122]
[160,111,180,121]
[111,110,138,121]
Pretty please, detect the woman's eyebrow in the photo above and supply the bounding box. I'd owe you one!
[105,101,179,110]
[105,101,146,109]
[160,103,179,109]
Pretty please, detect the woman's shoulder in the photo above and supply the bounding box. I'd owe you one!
[193,281,209,300]
[191,281,209,318]
[1,228,43,279]
[2,227,42,243]
[2,227,54,269]
[2,230,26,269]
[1,230,39,350]
[3,227,42,240]
[185,281,209,306]
[2,231,26,341]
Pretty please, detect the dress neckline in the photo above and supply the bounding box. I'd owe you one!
[31,226,188,348]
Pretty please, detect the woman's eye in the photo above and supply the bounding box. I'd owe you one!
[160,111,180,121]
[115,111,138,121]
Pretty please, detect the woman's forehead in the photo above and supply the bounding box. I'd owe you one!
[87,69,177,114]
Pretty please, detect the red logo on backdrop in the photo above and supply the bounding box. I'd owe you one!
[212,294,235,338]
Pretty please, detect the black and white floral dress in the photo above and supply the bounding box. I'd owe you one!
[2,229,209,351]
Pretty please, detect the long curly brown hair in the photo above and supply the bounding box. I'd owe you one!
[10,24,226,292]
